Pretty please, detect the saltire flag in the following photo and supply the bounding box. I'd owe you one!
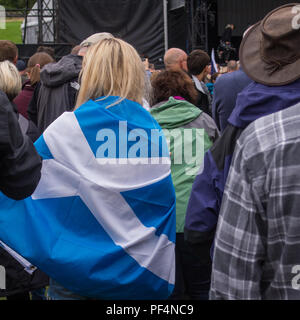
[0,96,176,299]
[211,48,219,74]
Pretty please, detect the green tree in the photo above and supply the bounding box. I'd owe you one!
[0,0,36,10]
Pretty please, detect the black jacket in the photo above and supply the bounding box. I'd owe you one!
[0,91,47,297]
[0,90,42,200]
[0,246,49,297]
[196,90,212,117]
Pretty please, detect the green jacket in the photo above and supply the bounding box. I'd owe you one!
[151,97,219,232]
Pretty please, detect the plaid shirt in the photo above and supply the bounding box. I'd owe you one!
[210,102,300,300]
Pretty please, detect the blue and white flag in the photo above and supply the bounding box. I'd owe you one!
[211,48,219,74]
[0,96,176,299]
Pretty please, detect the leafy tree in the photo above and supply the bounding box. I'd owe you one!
[1,0,36,10]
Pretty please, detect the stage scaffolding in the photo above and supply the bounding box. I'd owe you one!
[23,0,58,44]
[185,0,210,52]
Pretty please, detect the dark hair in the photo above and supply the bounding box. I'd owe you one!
[16,59,26,71]
[211,72,220,83]
[27,52,54,85]
[0,40,18,63]
[37,46,55,59]
[187,50,210,76]
[151,70,198,105]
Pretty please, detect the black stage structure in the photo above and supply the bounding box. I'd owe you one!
[15,0,294,66]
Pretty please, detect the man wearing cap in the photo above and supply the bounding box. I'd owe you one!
[184,3,300,286]
[27,32,113,135]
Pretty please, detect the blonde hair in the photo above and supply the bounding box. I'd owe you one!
[75,38,145,109]
[0,60,22,100]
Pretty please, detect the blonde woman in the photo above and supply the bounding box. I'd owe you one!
[0,38,176,300]
[75,38,145,108]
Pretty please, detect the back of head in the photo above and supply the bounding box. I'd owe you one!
[239,4,300,86]
[211,72,220,83]
[75,38,145,108]
[78,32,114,56]
[0,60,22,100]
[0,40,18,64]
[151,70,197,105]
[227,60,238,72]
[164,48,188,72]
[16,59,26,72]
[27,52,55,85]
[37,46,55,60]
[187,50,210,76]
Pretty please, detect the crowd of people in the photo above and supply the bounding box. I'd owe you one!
[0,3,300,300]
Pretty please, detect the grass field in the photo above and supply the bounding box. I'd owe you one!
[0,19,23,43]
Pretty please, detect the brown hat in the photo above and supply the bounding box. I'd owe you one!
[239,3,300,86]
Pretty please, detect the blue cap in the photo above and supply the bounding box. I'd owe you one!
[16,60,26,71]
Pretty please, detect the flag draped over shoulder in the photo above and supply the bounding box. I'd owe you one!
[0,96,176,300]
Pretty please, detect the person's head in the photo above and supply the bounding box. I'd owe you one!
[0,40,18,64]
[37,46,55,60]
[227,60,238,73]
[27,52,55,86]
[225,24,235,30]
[75,38,145,109]
[151,70,198,105]
[239,4,300,86]
[16,59,26,75]
[164,48,188,72]
[187,50,211,81]
[211,72,220,84]
[0,60,22,100]
[78,32,114,56]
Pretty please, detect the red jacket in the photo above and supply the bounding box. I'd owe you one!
[13,80,35,120]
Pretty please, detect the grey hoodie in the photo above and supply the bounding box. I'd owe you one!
[36,54,82,134]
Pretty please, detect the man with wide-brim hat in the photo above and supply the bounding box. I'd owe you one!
[184,3,300,283]
[210,3,300,300]
[240,3,300,86]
